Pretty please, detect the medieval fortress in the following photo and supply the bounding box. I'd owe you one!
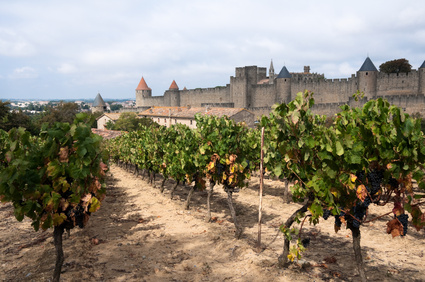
[135,57,425,118]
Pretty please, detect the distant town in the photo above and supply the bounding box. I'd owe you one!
[1,97,136,114]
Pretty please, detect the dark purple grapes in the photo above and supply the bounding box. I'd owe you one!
[323,209,331,220]
[334,211,345,227]
[363,196,371,207]
[397,214,408,236]
[367,169,383,198]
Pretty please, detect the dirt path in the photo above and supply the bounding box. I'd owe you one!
[1,164,424,281]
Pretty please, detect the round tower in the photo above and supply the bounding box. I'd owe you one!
[419,60,425,95]
[135,77,152,108]
[166,80,180,107]
[275,66,292,103]
[357,57,378,99]
[92,92,107,113]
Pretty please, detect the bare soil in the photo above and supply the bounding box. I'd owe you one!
[1,164,424,281]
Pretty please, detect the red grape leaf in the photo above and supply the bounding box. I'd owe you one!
[386,218,403,238]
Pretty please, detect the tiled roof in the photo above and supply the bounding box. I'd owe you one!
[277,66,291,78]
[93,93,107,107]
[258,78,269,85]
[420,60,425,69]
[139,106,251,119]
[136,77,151,91]
[359,57,378,72]
[96,113,122,121]
[169,80,179,90]
[91,128,125,139]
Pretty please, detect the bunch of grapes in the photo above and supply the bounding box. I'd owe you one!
[367,169,383,198]
[388,177,399,190]
[351,202,367,228]
[397,214,409,236]
[334,211,345,227]
[216,162,225,177]
[323,209,331,220]
[356,170,365,183]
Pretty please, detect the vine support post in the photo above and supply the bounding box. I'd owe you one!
[185,186,195,210]
[160,178,167,193]
[206,181,215,222]
[257,127,265,250]
[226,189,243,239]
[283,179,290,204]
[350,226,367,282]
[278,198,311,267]
[170,180,179,199]
[53,225,65,282]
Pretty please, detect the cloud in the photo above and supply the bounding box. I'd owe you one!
[0,28,35,57]
[1,0,425,100]
[57,63,78,74]
[8,66,38,79]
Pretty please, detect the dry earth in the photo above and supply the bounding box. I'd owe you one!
[1,164,425,282]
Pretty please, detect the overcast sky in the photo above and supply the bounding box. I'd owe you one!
[1,0,425,100]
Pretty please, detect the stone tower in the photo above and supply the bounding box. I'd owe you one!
[135,77,152,108]
[165,80,180,107]
[357,57,378,99]
[269,60,275,84]
[92,93,107,113]
[275,66,292,103]
[419,61,425,95]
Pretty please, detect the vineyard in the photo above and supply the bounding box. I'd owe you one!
[1,164,424,281]
[1,91,425,281]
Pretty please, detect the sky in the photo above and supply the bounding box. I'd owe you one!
[1,0,425,101]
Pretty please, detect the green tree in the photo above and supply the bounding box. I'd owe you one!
[35,102,79,129]
[0,101,11,123]
[109,103,123,112]
[111,112,158,131]
[379,58,412,74]
[0,102,38,134]
[112,112,139,131]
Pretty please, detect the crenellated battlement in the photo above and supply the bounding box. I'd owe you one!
[136,57,425,118]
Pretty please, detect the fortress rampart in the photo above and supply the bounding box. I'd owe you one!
[135,57,425,118]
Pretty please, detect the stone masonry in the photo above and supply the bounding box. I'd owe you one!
[135,57,425,118]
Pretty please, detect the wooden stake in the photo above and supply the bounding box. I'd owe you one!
[257,127,265,251]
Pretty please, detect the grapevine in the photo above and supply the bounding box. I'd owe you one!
[261,91,425,281]
[0,114,109,281]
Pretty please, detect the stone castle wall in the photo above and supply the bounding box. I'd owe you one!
[136,58,425,118]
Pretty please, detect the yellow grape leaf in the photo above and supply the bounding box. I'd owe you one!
[59,198,69,211]
[356,185,367,201]
[207,161,215,171]
[287,253,295,262]
[89,197,101,213]
[350,174,357,183]
[53,213,67,226]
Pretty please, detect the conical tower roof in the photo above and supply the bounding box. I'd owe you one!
[136,76,151,91]
[420,60,425,69]
[93,93,106,107]
[359,57,378,72]
[277,66,291,78]
[169,80,179,90]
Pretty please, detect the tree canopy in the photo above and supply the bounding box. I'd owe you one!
[379,58,412,74]
[106,112,158,131]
